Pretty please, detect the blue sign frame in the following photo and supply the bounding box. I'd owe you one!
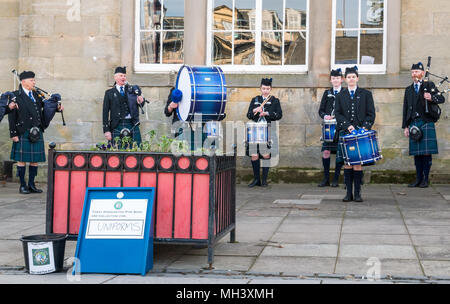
[74,187,155,275]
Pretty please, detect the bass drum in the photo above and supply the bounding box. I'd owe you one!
[176,65,227,122]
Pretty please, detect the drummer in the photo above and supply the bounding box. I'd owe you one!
[318,68,344,187]
[246,78,283,188]
[335,66,376,202]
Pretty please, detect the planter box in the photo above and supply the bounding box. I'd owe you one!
[45,147,236,267]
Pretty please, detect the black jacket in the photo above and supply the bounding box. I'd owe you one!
[164,87,180,124]
[247,96,282,123]
[102,85,140,133]
[8,87,47,138]
[318,88,340,119]
[335,87,376,132]
[402,81,445,129]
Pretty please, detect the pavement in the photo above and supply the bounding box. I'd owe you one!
[0,181,450,284]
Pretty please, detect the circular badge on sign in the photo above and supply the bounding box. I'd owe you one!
[114,201,123,210]
[117,192,124,199]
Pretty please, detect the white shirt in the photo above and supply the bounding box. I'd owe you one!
[22,87,35,102]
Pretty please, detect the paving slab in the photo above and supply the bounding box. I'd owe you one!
[340,234,412,246]
[261,244,338,258]
[250,256,336,274]
[340,244,417,260]
[416,246,450,261]
[335,258,424,277]
[421,260,450,278]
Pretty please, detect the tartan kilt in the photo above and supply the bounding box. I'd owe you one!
[409,120,438,156]
[10,130,46,163]
[112,120,142,147]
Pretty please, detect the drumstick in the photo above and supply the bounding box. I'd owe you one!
[254,95,272,116]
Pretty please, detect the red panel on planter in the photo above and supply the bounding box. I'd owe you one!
[88,171,104,187]
[192,174,210,239]
[55,155,68,167]
[123,172,139,187]
[125,156,138,169]
[156,173,174,238]
[108,156,120,169]
[105,172,121,187]
[53,171,69,234]
[174,173,192,239]
[140,172,156,188]
[90,155,103,168]
[142,156,155,169]
[69,171,86,234]
[160,157,173,169]
[73,155,85,168]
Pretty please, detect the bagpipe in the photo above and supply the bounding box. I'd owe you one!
[125,82,150,114]
[11,69,66,126]
[421,57,448,121]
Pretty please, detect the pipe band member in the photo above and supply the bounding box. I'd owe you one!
[402,62,445,188]
[335,66,376,203]
[8,71,63,194]
[318,68,344,187]
[0,92,17,122]
[246,78,282,188]
[103,66,144,148]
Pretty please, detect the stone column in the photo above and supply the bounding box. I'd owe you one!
[184,0,208,65]
[386,0,401,74]
[308,0,333,86]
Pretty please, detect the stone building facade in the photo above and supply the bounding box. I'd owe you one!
[0,0,449,183]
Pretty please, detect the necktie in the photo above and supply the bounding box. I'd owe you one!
[28,91,35,103]
[350,90,355,99]
[415,84,419,94]
[120,86,125,96]
[334,90,338,95]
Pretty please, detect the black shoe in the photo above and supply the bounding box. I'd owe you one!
[331,177,339,187]
[354,192,363,202]
[419,180,429,188]
[342,194,353,202]
[408,179,422,188]
[20,186,30,194]
[28,184,43,193]
[261,181,268,187]
[318,178,330,187]
[248,179,261,188]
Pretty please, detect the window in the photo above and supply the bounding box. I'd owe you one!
[207,0,309,73]
[135,0,184,72]
[332,0,387,74]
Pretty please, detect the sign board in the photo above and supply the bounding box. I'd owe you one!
[74,187,156,275]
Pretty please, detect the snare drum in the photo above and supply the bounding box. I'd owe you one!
[340,129,382,166]
[322,119,337,142]
[205,121,221,138]
[246,121,268,144]
[176,65,227,122]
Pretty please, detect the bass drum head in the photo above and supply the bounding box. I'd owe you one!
[176,66,193,121]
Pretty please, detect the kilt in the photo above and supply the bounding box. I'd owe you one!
[409,120,438,156]
[10,130,46,163]
[112,119,142,147]
[321,141,338,153]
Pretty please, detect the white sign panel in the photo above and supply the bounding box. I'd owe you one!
[86,199,148,239]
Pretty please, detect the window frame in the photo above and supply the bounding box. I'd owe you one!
[206,0,310,74]
[134,0,185,73]
[331,0,388,74]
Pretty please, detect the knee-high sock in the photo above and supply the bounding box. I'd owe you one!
[333,160,343,180]
[28,166,38,187]
[251,159,261,182]
[414,155,424,182]
[322,157,330,180]
[344,169,353,196]
[353,170,363,195]
[17,166,26,187]
[422,155,432,182]
[262,166,269,183]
